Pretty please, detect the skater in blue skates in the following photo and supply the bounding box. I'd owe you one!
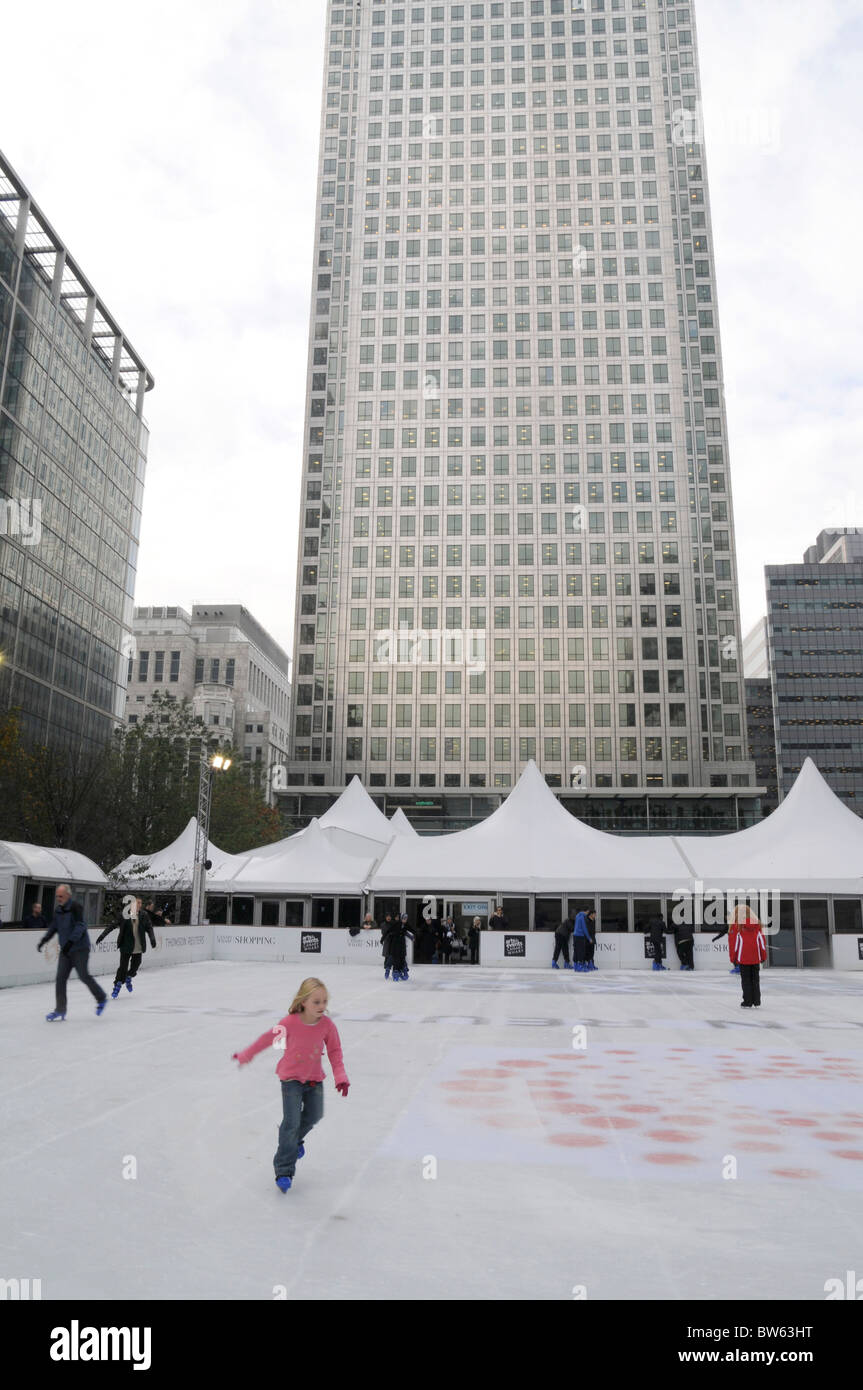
[388,914,414,981]
[648,912,668,971]
[96,897,156,998]
[551,914,573,969]
[572,908,596,972]
[37,884,107,1020]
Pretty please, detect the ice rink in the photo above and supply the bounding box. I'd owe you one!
[2,960,863,1301]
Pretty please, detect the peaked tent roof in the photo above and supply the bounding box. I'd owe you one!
[318,777,394,841]
[676,758,863,890]
[389,807,418,836]
[225,819,379,894]
[372,760,688,892]
[111,818,246,891]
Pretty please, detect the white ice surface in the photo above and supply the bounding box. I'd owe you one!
[2,962,863,1301]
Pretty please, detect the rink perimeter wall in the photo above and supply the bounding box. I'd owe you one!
[3,925,862,988]
[0,925,214,988]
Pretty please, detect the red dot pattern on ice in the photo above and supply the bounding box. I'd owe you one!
[432,1044,863,1179]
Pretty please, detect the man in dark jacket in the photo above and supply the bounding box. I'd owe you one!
[388,914,414,981]
[379,913,396,978]
[23,902,44,931]
[490,905,508,931]
[648,912,668,972]
[551,916,573,969]
[673,918,695,971]
[38,884,107,1020]
[97,897,157,997]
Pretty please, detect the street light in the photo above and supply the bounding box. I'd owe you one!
[190,747,232,926]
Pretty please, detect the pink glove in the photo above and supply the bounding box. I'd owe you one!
[232,1053,249,1066]
[336,1081,350,1097]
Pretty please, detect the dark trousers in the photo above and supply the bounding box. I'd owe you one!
[469,942,479,964]
[56,945,106,1012]
[740,963,761,1006]
[573,936,588,964]
[586,937,595,964]
[114,952,142,985]
[552,937,570,964]
[274,1080,324,1177]
[677,939,694,969]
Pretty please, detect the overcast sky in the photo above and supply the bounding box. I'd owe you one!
[2,0,861,658]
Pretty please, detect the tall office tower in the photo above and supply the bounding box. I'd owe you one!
[289,0,755,814]
[0,151,152,754]
[764,528,863,811]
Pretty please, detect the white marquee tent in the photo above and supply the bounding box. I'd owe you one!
[111,818,247,893]
[371,760,690,893]
[224,819,380,896]
[107,759,863,900]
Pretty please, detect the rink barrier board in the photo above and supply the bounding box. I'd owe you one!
[4,925,861,987]
[0,925,214,988]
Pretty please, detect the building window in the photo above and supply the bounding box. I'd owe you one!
[153,651,164,683]
[195,658,204,684]
[225,658,235,686]
[170,651,181,682]
[138,652,149,682]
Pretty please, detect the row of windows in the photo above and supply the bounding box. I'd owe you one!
[345,570,682,595]
[339,735,690,761]
[340,698,689,724]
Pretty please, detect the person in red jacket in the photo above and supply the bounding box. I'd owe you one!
[728,904,767,1008]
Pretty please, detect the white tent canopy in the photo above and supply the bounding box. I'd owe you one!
[318,776,394,840]
[372,760,689,892]
[111,818,246,892]
[674,758,863,892]
[0,842,107,885]
[225,819,378,895]
[107,758,863,901]
[389,807,418,836]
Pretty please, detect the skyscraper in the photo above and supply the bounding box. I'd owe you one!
[0,150,152,753]
[288,0,755,818]
[754,529,863,812]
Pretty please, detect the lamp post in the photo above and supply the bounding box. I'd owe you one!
[190,747,232,926]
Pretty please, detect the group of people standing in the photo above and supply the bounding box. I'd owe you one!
[552,909,599,971]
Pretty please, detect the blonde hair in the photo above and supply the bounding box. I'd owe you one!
[729,903,762,926]
[288,977,329,1015]
[472,917,481,926]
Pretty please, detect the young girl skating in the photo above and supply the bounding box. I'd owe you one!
[232,977,349,1192]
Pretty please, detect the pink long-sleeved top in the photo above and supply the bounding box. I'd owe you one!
[235,1013,348,1086]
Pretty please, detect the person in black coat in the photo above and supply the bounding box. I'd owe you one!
[388,914,414,981]
[468,917,481,965]
[37,884,107,1019]
[23,902,45,931]
[96,896,156,998]
[673,918,695,971]
[490,905,508,931]
[552,916,573,969]
[439,915,456,963]
[379,913,396,978]
[648,912,668,971]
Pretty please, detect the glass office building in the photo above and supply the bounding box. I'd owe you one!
[766,530,863,811]
[0,151,153,753]
[288,0,756,814]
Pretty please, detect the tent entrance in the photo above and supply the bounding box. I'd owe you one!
[428,897,486,963]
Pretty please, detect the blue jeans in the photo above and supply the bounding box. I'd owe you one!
[274,1080,324,1177]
